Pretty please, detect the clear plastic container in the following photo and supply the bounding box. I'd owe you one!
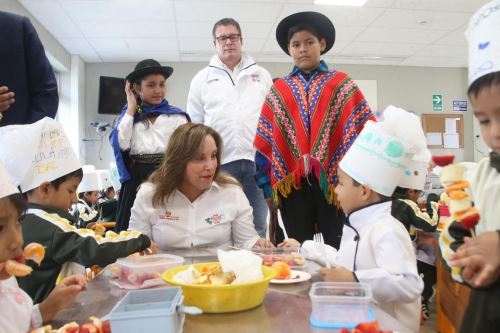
[111,254,184,288]
[309,282,374,329]
[252,247,306,269]
[109,286,184,333]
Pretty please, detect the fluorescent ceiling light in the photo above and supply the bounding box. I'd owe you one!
[314,0,368,6]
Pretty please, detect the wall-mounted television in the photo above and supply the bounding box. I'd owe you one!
[97,76,126,115]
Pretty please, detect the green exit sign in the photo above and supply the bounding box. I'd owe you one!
[433,94,443,111]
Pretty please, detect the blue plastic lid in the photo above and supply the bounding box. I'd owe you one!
[309,307,375,329]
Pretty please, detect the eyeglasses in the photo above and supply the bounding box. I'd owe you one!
[215,34,241,43]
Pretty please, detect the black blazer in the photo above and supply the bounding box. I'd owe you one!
[0,11,58,126]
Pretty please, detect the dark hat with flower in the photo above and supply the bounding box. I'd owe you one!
[276,11,335,55]
[125,59,173,82]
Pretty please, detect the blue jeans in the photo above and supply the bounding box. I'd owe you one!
[221,159,268,237]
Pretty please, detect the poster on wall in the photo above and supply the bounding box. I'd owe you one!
[453,100,467,112]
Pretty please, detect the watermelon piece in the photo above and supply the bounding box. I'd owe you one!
[460,211,480,229]
[432,154,455,167]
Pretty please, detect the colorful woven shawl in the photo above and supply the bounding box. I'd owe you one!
[254,70,375,205]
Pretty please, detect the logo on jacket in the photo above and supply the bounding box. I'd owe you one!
[159,210,179,221]
[251,74,261,82]
[205,213,224,225]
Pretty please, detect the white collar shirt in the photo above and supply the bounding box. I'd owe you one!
[337,201,423,333]
[128,181,261,256]
[117,113,188,155]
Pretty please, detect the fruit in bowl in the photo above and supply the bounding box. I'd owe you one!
[161,262,276,313]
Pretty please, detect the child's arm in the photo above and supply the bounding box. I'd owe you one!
[448,231,500,288]
[51,228,152,268]
[353,224,423,303]
[319,266,356,282]
[37,275,86,324]
[278,238,301,248]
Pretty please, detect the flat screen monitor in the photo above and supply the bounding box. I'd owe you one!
[97,76,126,115]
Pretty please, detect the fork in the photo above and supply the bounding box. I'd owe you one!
[313,228,330,268]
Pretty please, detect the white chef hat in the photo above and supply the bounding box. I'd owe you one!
[0,162,19,199]
[339,106,423,196]
[96,169,112,190]
[467,0,500,86]
[0,118,81,193]
[78,165,100,193]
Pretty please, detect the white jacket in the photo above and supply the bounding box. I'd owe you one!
[187,54,272,164]
[128,181,261,256]
[337,201,423,333]
[0,276,42,332]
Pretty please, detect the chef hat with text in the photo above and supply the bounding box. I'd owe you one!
[0,162,19,199]
[467,0,500,86]
[0,118,81,193]
[78,165,100,193]
[339,106,423,196]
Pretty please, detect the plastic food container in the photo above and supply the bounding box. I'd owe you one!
[309,282,374,329]
[252,247,306,269]
[161,262,276,313]
[109,286,184,333]
[111,254,184,288]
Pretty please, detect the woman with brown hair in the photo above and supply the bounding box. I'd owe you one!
[128,123,273,256]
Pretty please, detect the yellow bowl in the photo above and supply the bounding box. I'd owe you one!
[161,262,276,313]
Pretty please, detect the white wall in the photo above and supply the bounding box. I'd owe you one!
[85,61,472,168]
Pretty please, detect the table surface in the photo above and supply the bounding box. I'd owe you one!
[52,256,411,333]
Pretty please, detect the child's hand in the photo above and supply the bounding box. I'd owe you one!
[278,238,301,248]
[319,267,356,282]
[39,274,87,323]
[253,238,275,249]
[141,241,158,255]
[448,231,500,288]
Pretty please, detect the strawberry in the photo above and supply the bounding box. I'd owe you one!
[460,211,480,229]
[356,321,380,333]
[339,329,350,333]
[102,320,112,333]
[79,323,98,333]
[432,154,455,167]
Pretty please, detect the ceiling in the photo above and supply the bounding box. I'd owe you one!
[18,0,491,67]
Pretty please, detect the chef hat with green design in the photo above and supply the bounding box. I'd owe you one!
[339,106,423,196]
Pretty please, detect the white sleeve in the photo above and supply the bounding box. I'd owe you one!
[186,73,205,124]
[31,304,43,329]
[231,187,261,249]
[261,67,273,91]
[354,226,424,304]
[117,113,134,151]
[128,184,153,239]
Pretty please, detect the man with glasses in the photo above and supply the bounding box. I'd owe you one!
[187,18,272,238]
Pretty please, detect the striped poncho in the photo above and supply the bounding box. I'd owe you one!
[254,68,375,205]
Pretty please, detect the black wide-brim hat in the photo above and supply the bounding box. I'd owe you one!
[125,59,173,82]
[276,11,335,55]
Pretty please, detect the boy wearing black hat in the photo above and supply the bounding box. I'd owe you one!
[110,59,190,231]
[254,12,375,248]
